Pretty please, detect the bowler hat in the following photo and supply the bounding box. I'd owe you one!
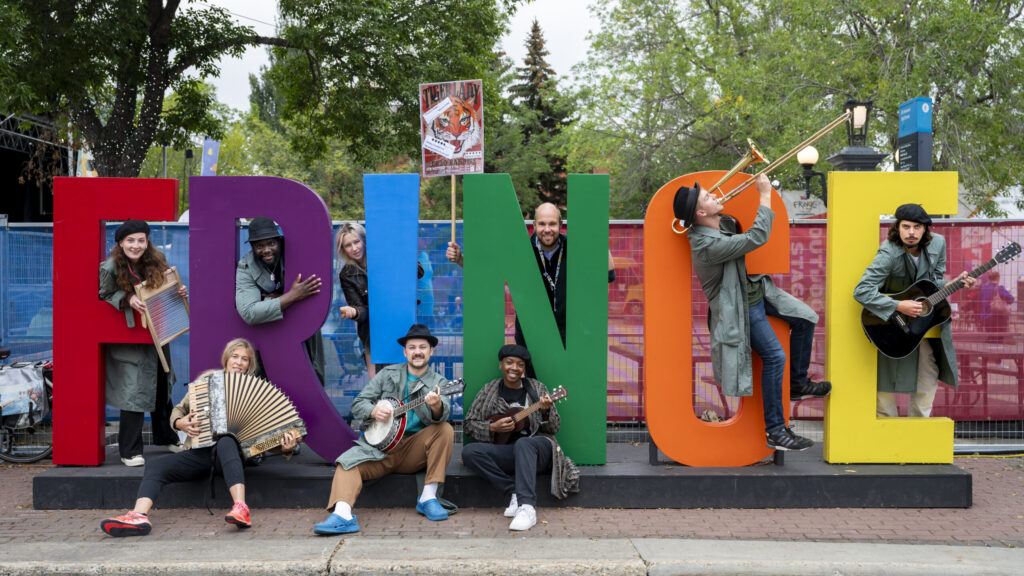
[397,323,438,347]
[247,217,282,243]
[673,183,700,227]
[498,344,531,363]
[894,204,932,226]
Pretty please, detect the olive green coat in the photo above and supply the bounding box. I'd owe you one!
[853,233,958,393]
[98,257,174,412]
[336,363,452,469]
[688,206,818,397]
[235,250,325,385]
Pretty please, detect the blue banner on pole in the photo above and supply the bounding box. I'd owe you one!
[364,174,420,363]
[200,139,220,176]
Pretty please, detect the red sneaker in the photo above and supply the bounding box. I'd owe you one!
[225,501,251,528]
[100,510,152,537]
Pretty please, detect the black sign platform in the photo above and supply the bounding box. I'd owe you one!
[33,442,971,510]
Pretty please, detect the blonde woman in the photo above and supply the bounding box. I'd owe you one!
[100,338,300,537]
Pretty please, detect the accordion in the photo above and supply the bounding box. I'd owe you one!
[188,371,307,459]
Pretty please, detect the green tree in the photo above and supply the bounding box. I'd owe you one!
[569,0,1024,217]
[507,19,573,210]
[1,0,522,179]
[269,0,521,168]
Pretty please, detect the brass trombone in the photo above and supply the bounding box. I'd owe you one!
[671,110,852,234]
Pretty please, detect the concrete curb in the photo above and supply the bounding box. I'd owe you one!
[635,539,1024,576]
[0,537,1021,575]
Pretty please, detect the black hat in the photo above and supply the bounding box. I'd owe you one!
[247,217,282,243]
[397,323,438,347]
[894,204,932,226]
[498,344,531,363]
[673,183,701,227]
[114,220,150,243]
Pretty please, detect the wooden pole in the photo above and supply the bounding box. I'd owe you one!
[451,173,457,243]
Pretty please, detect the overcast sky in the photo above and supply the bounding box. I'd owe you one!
[205,1,598,112]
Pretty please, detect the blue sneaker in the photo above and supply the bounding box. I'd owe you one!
[313,514,359,535]
[415,498,448,521]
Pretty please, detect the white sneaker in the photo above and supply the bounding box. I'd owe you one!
[509,504,536,531]
[503,494,519,518]
[121,455,145,467]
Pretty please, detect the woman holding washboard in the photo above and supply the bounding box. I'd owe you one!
[98,220,185,466]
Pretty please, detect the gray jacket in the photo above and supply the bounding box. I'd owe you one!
[689,207,817,397]
[235,250,325,385]
[853,233,958,392]
[336,363,452,469]
[98,257,174,412]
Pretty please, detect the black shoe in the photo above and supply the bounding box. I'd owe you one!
[766,427,813,451]
[791,380,831,400]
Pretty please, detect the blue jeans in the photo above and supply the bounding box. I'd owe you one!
[764,301,815,387]
[748,300,787,434]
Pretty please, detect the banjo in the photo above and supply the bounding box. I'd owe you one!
[363,378,465,452]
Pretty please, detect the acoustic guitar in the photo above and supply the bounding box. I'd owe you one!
[487,386,567,445]
[861,242,1020,359]
[362,379,464,452]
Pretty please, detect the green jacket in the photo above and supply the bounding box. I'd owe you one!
[235,250,325,385]
[689,207,818,397]
[853,233,958,393]
[98,257,174,412]
[336,363,452,469]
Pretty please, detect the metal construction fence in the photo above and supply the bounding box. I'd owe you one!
[1,220,1021,450]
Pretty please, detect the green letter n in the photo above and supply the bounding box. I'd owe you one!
[463,173,609,464]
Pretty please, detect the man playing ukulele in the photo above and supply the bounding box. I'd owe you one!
[462,345,578,531]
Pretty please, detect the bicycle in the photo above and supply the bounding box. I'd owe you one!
[0,345,54,463]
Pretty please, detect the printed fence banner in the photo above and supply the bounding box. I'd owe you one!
[419,79,484,178]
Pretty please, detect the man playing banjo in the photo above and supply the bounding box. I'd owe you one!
[314,324,454,535]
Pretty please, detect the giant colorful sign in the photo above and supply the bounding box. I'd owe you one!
[824,171,958,463]
[462,173,610,465]
[643,172,793,467]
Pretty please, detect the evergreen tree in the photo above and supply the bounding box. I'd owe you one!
[509,19,572,209]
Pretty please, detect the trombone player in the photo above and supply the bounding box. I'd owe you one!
[675,173,829,451]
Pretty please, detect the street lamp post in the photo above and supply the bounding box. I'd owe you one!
[797,145,828,206]
[826,99,887,172]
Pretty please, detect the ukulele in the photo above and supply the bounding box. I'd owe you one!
[486,386,567,445]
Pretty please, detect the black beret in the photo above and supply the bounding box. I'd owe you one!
[894,204,932,226]
[673,183,701,227]
[114,220,150,243]
[498,344,531,363]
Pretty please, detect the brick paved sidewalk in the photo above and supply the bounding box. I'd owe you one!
[2,456,1022,547]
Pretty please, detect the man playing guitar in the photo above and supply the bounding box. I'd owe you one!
[462,344,578,531]
[854,204,976,417]
[313,324,454,535]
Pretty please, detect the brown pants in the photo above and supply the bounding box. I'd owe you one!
[327,421,454,511]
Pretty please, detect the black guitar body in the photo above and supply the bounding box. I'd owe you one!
[861,279,951,359]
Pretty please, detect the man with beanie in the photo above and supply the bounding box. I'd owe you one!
[854,204,975,417]
[314,324,454,535]
[235,216,326,385]
[676,175,823,451]
[462,344,578,531]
